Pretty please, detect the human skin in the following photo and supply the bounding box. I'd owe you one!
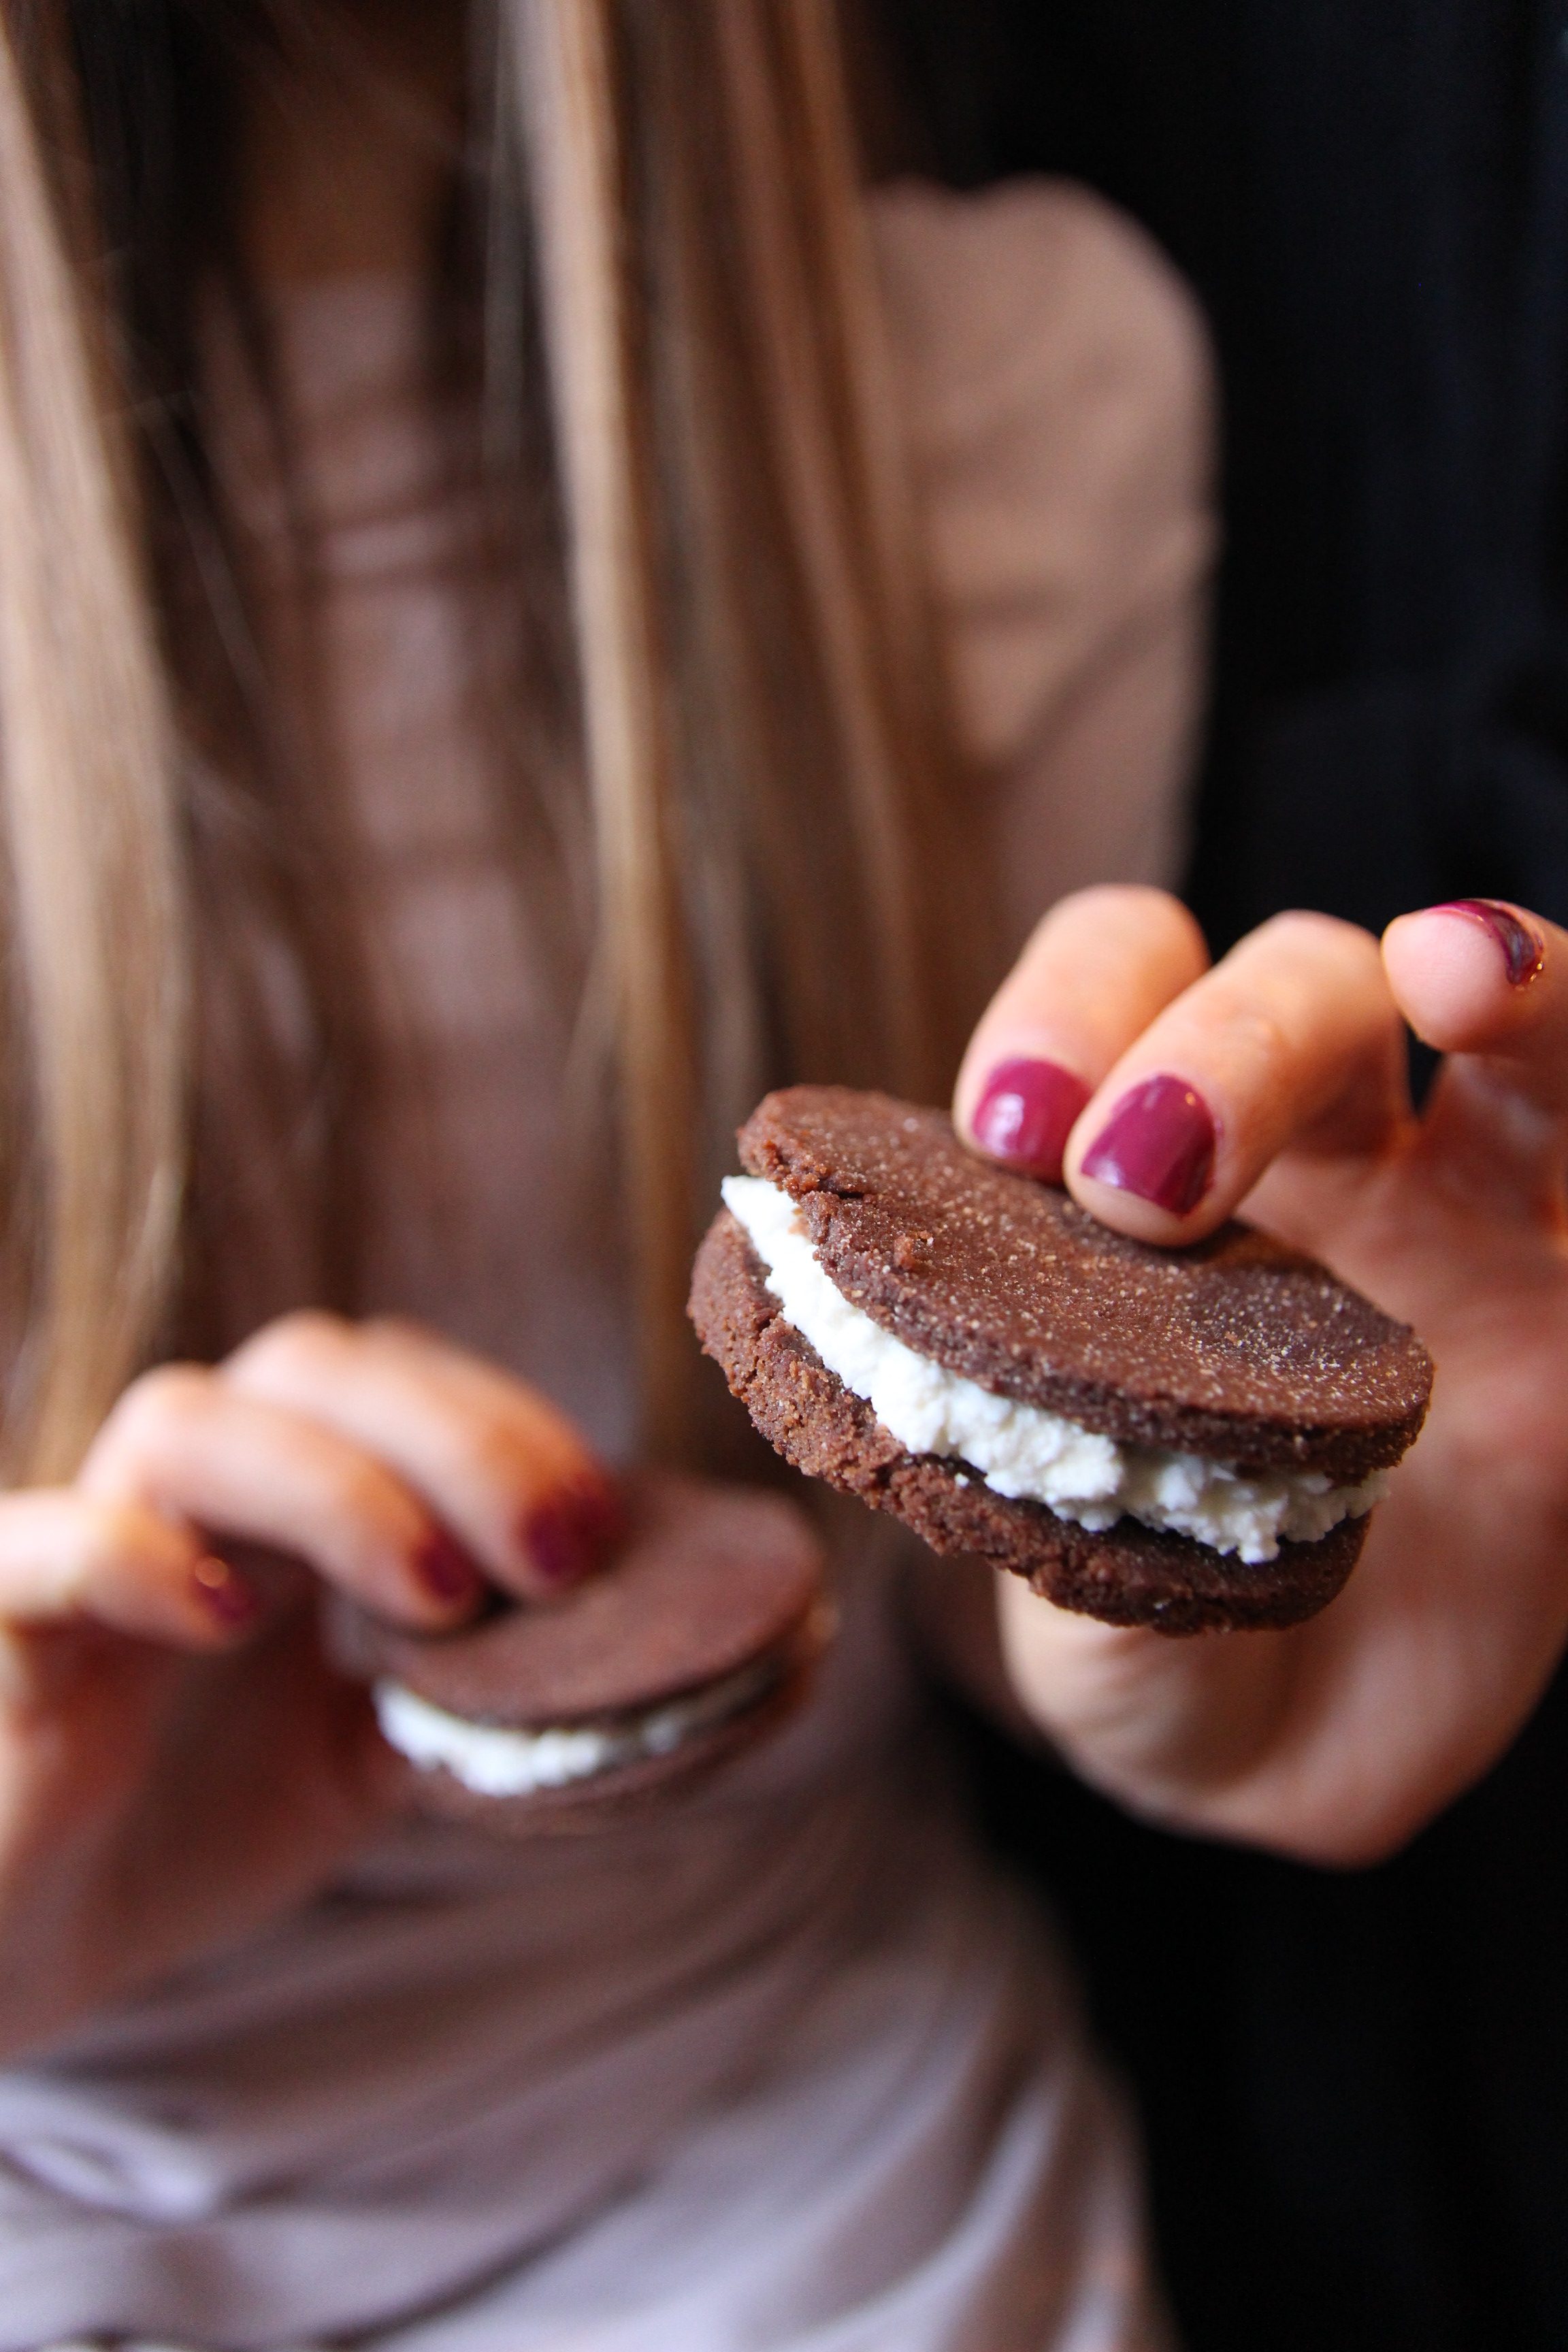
[0,1318,620,2057]
[952,884,1568,1869]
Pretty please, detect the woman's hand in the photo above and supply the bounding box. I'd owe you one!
[953,884,1568,1866]
[0,1314,617,2056]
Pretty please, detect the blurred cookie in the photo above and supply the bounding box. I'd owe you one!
[342,1471,830,1827]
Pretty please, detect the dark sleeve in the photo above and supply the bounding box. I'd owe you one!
[878,6,1568,2349]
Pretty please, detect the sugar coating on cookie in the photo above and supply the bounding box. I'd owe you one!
[689,1088,1434,1636]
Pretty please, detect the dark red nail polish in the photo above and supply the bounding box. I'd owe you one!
[1080,1073,1217,1215]
[191,1555,259,1628]
[416,1533,484,1607]
[522,1480,623,1588]
[970,1057,1091,1179]
[1435,898,1546,987]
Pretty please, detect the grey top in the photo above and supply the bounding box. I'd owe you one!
[10,178,1212,2352]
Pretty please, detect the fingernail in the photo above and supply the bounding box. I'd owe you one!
[191,1554,259,1629]
[970,1057,1092,1179]
[1434,898,1546,987]
[1080,1073,1218,1214]
[521,1480,623,1589]
[416,1533,485,1607]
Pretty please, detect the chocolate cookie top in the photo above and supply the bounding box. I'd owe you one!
[346,1473,823,1726]
[738,1087,1432,1477]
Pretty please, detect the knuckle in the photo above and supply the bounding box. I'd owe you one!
[1047,883,1197,961]
[1058,881,1151,926]
[1129,885,1207,949]
[1257,909,1379,968]
[232,1309,353,1386]
[102,1362,214,1452]
[1077,881,1177,921]
[1230,1003,1293,1069]
[1196,972,1291,1062]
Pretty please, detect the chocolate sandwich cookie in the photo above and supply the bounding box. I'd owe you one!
[689,1086,1434,1635]
[342,1471,830,1827]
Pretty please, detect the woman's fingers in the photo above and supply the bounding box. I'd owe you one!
[222,1314,619,1601]
[1382,900,1554,1066]
[61,1316,619,1651]
[1383,899,1568,1217]
[957,892,1407,1243]
[79,1364,484,1630]
[0,1489,255,1650]
[1063,912,1409,1243]
[956,887,1209,1181]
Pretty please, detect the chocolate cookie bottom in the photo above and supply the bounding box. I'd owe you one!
[691,1210,1365,1636]
[338,1471,832,1833]
[378,1608,832,1835]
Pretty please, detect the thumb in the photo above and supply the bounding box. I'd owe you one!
[1382,899,1568,1220]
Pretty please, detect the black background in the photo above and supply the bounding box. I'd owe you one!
[876,5,1568,2345]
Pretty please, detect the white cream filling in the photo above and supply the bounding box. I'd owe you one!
[723,1174,1386,1565]
[374,1652,782,1798]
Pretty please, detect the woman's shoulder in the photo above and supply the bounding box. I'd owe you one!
[868,175,1214,457]
[869,176,1220,921]
[866,175,1218,751]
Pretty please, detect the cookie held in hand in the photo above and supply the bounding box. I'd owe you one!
[340,1471,830,1828]
[689,1087,1433,1635]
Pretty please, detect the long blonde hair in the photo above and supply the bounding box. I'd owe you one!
[0,0,983,1475]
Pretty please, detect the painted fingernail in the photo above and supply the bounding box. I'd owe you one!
[416,1533,485,1607]
[1080,1074,1217,1215]
[191,1554,259,1629]
[1435,898,1546,987]
[521,1480,624,1589]
[970,1057,1092,1179]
